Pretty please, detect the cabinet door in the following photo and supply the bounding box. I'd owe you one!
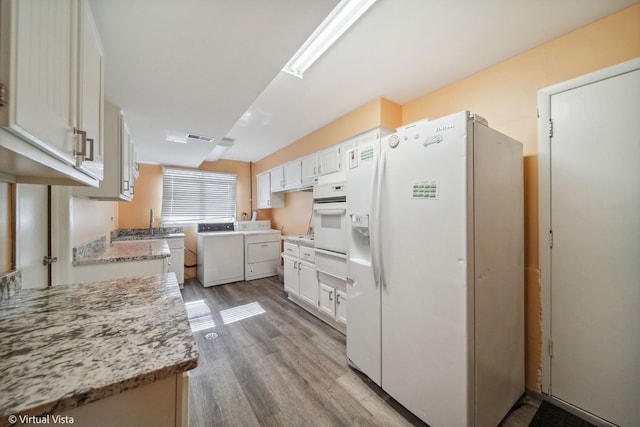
[283,257,299,296]
[318,145,341,176]
[299,262,318,306]
[121,115,132,198]
[6,0,77,164]
[284,160,302,190]
[319,283,336,317]
[336,289,347,324]
[76,0,104,179]
[301,154,318,184]
[270,166,285,192]
[257,172,271,208]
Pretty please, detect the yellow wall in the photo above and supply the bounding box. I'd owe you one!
[71,197,119,247]
[0,182,12,273]
[119,160,251,279]
[402,4,640,390]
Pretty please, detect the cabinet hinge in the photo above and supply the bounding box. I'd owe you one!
[548,230,554,248]
[0,83,6,107]
[548,118,553,138]
[548,338,554,358]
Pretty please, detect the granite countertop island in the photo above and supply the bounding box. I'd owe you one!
[73,239,171,266]
[0,273,198,423]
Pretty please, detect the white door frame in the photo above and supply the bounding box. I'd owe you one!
[538,57,640,396]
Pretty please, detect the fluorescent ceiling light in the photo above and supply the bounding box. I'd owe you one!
[166,133,188,144]
[282,0,377,78]
[205,137,235,162]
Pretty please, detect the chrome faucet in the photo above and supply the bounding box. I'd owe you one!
[150,208,155,234]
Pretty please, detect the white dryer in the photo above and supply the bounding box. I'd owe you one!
[235,221,281,280]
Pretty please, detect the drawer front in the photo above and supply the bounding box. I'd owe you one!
[283,242,299,257]
[299,246,315,263]
[247,241,281,263]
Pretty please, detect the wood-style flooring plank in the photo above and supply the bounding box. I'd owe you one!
[182,277,538,426]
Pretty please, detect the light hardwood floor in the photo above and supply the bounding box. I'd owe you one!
[181,277,539,426]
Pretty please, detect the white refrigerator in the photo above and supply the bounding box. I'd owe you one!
[345,111,524,427]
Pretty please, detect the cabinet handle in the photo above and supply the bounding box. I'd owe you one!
[0,83,6,107]
[329,290,333,301]
[293,261,297,269]
[86,138,95,161]
[336,294,341,304]
[74,128,87,166]
[131,185,134,195]
[298,262,301,271]
[267,200,271,206]
[123,180,130,191]
[313,166,317,175]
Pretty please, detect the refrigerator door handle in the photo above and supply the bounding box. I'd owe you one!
[375,150,387,288]
[369,150,380,288]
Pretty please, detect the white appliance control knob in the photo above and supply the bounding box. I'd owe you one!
[388,134,400,148]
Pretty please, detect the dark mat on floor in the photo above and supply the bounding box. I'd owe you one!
[529,400,596,427]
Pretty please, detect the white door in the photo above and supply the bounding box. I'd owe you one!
[16,184,48,289]
[546,66,640,425]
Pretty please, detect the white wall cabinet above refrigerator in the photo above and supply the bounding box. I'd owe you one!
[0,0,103,187]
[257,171,284,209]
[75,103,135,200]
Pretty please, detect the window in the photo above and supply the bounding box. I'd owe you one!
[161,167,237,225]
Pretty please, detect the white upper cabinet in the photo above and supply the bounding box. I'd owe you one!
[318,145,342,176]
[284,160,302,191]
[257,171,284,209]
[76,0,104,180]
[0,0,102,186]
[301,153,318,185]
[75,103,134,201]
[270,166,285,192]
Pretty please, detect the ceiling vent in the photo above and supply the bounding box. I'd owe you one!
[186,133,214,143]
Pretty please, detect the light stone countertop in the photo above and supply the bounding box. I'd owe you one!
[283,235,315,248]
[72,240,171,266]
[0,273,198,422]
[111,227,186,242]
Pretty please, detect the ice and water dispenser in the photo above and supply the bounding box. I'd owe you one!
[349,213,371,262]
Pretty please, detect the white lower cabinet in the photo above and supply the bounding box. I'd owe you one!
[336,290,347,325]
[319,281,347,326]
[61,373,190,427]
[298,261,318,305]
[319,283,336,317]
[283,255,299,296]
[283,239,346,333]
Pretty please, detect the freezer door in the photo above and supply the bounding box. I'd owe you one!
[345,142,382,386]
[379,111,472,426]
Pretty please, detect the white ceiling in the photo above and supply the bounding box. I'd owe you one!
[90,0,638,166]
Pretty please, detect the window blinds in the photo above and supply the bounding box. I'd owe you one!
[161,167,237,224]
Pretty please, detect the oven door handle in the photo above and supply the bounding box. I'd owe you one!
[313,208,346,215]
[314,248,347,259]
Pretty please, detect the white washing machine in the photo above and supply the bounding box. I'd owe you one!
[196,223,244,287]
[235,221,282,280]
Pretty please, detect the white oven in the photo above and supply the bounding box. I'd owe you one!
[313,183,347,255]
